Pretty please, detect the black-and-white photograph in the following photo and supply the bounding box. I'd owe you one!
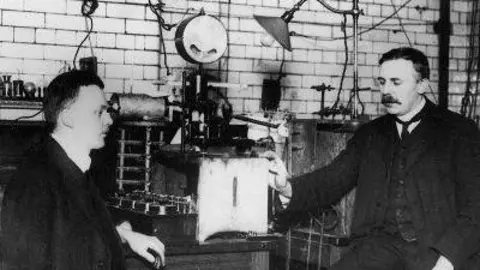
[0,0,479,269]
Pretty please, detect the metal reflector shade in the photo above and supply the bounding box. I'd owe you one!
[253,15,292,51]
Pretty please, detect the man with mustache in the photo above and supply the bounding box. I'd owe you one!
[268,47,480,270]
[1,70,165,269]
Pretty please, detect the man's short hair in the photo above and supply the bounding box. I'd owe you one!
[44,70,104,131]
[379,47,430,80]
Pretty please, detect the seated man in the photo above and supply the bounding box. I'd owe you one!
[1,70,164,270]
[268,47,480,270]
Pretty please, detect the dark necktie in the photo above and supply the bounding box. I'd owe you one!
[395,109,426,140]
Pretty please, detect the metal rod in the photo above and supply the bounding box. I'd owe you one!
[181,71,187,153]
[438,0,451,108]
[306,217,313,269]
[281,0,308,22]
[315,0,361,119]
[145,126,151,192]
[353,0,360,119]
[118,128,126,191]
[317,0,354,15]
[286,229,291,270]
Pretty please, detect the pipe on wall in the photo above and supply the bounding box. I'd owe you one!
[436,0,451,108]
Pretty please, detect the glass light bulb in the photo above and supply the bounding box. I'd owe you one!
[260,33,275,47]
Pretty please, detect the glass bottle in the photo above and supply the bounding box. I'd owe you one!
[2,75,12,99]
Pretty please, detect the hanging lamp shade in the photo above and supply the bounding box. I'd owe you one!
[253,15,292,51]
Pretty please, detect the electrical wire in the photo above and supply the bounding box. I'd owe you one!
[148,0,172,76]
[333,0,415,41]
[215,0,232,83]
[158,21,170,75]
[331,14,348,111]
[12,109,44,122]
[151,1,429,44]
[471,8,480,120]
[159,3,437,29]
[346,84,365,115]
[72,15,94,70]
[147,0,193,31]
[290,0,416,44]
[326,14,365,116]
[461,1,479,118]
[85,17,95,57]
[147,0,192,76]
[390,0,413,47]
[72,0,98,70]
[474,19,480,120]
[147,0,177,31]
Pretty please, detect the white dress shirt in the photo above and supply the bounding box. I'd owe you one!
[51,133,91,173]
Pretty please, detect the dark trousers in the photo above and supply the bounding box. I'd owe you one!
[330,234,438,270]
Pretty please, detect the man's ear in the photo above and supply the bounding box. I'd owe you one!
[59,109,74,128]
[416,79,430,95]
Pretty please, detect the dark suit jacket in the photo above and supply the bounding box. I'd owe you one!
[1,137,125,270]
[287,99,480,269]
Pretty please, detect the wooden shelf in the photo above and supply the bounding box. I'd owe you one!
[0,99,44,123]
[0,99,43,110]
[0,120,45,126]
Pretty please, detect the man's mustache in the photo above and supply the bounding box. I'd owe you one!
[381,95,401,105]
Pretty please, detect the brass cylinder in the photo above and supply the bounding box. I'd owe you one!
[110,93,167,120]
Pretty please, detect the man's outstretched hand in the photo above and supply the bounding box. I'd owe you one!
[261,150,292,198]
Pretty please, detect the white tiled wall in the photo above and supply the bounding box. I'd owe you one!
[0,0,477,119]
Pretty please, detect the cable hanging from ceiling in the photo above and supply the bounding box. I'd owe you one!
[147,0,193,76]
[72,0,98,70]
[460,1,480,122]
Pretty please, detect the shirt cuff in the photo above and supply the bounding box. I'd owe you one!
[279,193,290,208]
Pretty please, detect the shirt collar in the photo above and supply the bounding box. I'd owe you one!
[394,97,426,135]
[51,133,91,173]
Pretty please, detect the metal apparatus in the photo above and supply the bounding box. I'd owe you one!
[176,71,234,150]
[108,7,288,245]
[174,9,228,64]
[254,0,363,123]
[109,93,168,121]
[114,120,168,192]
[108,91,282,242]
[109,153,273,244]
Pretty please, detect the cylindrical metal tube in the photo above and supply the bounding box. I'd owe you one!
[353,0,359,119]
[110,93,167,120]
[233,114,280,128]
